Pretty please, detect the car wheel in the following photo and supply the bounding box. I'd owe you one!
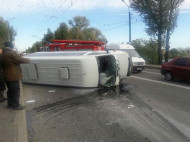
[165,72,174,81]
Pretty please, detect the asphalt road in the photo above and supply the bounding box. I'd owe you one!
[23,68,190,142]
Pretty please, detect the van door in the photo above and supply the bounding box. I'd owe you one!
[96,55,119,87]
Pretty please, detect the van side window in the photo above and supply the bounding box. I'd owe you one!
[175,58,187,66]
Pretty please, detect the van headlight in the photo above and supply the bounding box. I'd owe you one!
[133,62,138,66]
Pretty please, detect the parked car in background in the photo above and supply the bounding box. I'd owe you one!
[161,57,190,81]
[106,43,145,72]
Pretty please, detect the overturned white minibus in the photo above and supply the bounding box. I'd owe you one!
[21,51,132,88]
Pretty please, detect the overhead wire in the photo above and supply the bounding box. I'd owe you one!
[33,0,68,35]
[29,0,70,47]
[102,23,128,32]
[38,0,75,35]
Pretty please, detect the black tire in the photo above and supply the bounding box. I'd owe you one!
[165,72,174,81]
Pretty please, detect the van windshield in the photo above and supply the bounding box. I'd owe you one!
[121,49,140,57]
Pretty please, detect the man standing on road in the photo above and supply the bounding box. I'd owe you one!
[0,42,30,110]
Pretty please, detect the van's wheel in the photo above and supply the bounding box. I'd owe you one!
[165,72,174,81]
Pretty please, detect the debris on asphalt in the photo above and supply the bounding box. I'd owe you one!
[26,100,35,103]
[48,90,56,93]
[128,104,134,109]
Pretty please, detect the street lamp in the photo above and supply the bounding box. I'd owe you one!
[122,0,131,43]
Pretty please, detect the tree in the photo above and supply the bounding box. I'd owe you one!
[165,0,184,62]
[42,28,54,45]
[0,17,17,47]
[0,18,8,47]
[169,48,187,59]
[26,41,42,53]
[54,23,71,40]
[69,16,90,39]
[83,27,107,42]
[28,16,107,53]
[130,0,170,64]
[131,39,158,64]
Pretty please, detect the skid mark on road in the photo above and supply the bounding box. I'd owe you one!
[33,86,132,115]
[131,76,190,90]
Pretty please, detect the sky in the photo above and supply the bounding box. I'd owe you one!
[0,0,190,51]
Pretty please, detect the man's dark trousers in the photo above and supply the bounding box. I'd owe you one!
[6,80,20,107]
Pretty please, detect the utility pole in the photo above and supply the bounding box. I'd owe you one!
[129,11,131,42]
[122,0,131,43]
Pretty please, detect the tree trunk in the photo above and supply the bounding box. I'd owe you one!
[157,30,162,64]
[165,29,170,62]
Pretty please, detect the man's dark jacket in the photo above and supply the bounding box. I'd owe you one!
[0,48,29,81]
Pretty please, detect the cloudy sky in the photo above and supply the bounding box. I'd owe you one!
[0,0,190,51]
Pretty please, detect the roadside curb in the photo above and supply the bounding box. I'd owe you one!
[145,65,161,70]
[16,81,28,142]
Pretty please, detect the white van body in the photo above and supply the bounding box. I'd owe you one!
[21,51,131,88]
[106,43,145,71]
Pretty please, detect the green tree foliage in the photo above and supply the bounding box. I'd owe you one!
[83,28,107,42]
[0,17,17,48]
[54,16,106,41]
[130,0,175,64]
[54,23,70,40]
[69,16,90,39]
[26,41,42,53]
[131,39,158,64]
[42,28,54,45]
[165,0,184,62]
[130,0,169,64]
[27,16,107,53]
[169,48,187,59]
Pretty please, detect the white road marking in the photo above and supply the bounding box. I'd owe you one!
[131,76,190,90]
[142,71,160,75]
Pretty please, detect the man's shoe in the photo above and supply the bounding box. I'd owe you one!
[12,105,25,110]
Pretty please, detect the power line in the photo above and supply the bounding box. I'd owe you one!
[102,23,128,32]
[29,0,71,47]
[34,0,68,34]
[42,0,75,33]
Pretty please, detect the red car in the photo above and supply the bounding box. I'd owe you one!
[161,57,190,81]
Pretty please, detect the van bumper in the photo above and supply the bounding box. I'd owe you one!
[133,66,144,71]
